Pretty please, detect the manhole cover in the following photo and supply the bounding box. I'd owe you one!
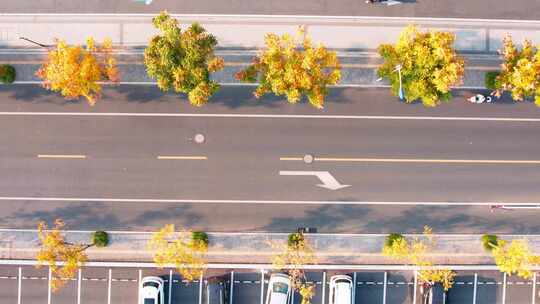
[303,154,314,164]
[194,133,205,144]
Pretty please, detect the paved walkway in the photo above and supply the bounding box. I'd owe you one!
[1,15,540,52]
[3,0,540,20]
[2,229,540,265]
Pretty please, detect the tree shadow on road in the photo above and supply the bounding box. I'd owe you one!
[260,203,540,234]
[0,202,123,230]
[260,204,373,233]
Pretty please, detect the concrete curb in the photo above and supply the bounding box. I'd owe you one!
[3,229,540,265]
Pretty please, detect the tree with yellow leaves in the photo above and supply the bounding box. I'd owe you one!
[36,219,89,292]
[236,27,341,109]
[491,34,540,106]
[36,37,119,106]
[147,224,209,281]
[144,11,224,106]
[270,232,317,304]
[382,227,456,292]
[489,238,540,279]
[377,25,464,107]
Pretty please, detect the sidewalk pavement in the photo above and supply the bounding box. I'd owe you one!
[1,15,540,52]
[2,229,540,265]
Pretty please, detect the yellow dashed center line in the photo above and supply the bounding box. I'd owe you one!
[280,157,540,164]
[37,154,86,159]
[157,156,207,160]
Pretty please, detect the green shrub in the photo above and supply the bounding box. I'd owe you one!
[484,71,500,90]
[288,232,305,248]
[385,233,405,248]
[92,231,109,247]
[482,234,499,251]
[0,65,16,84]
[192,231,209,248]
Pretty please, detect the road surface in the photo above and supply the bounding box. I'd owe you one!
[4,0,540,20]
[0,85,539,233]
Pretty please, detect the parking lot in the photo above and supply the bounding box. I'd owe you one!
[0,264,538,304]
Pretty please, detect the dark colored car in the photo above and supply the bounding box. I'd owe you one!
[202,276,230,304]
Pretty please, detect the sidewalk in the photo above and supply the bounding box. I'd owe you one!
[1,14,540,51]
[2,229,540,265]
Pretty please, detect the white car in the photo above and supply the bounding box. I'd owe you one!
[329,275,353,304]
[139,276,165,304]
[265,273,291,304]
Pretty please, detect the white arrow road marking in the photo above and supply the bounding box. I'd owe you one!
[279,171,350,190]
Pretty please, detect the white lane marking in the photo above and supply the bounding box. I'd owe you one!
[281,157,540,165]
[279,171,350,190]
[0,111,539,122]
[37,154,86,159]
[157,156,207,160]
[0,196,532,206]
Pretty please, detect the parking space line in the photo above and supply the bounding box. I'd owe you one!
[502,273,507,304]
[17,267,21,304]
[38,154,87,159]
[229,271,234,304]
[353,272,357,303]
[383,272,387,304]
[199,273,203,304]
[473,273,477,304]
[138,269,142,302]
[157,156,207,160]
[321,271,326,304]
[259,269,264,304]
[77,269,82,304]
[107,269,112,304]
[413,271,418,304]
[47,267,52,304]
[531,272,536,304]
[169,269,173,304]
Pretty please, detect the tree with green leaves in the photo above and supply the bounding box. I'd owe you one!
[492,35,540,106]
[235,27,341,109]
[144,11,224,106]
[377,25,465,107]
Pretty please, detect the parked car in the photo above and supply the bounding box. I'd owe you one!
[139,276,165,304]
[265,273,291,304]
[421,282,446,304]
[202,275,230,304]
[329,275,353,304]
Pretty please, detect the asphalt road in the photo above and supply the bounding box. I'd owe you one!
[1,85,540,233]
[4,0,540,20]
[1,265,534,304]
